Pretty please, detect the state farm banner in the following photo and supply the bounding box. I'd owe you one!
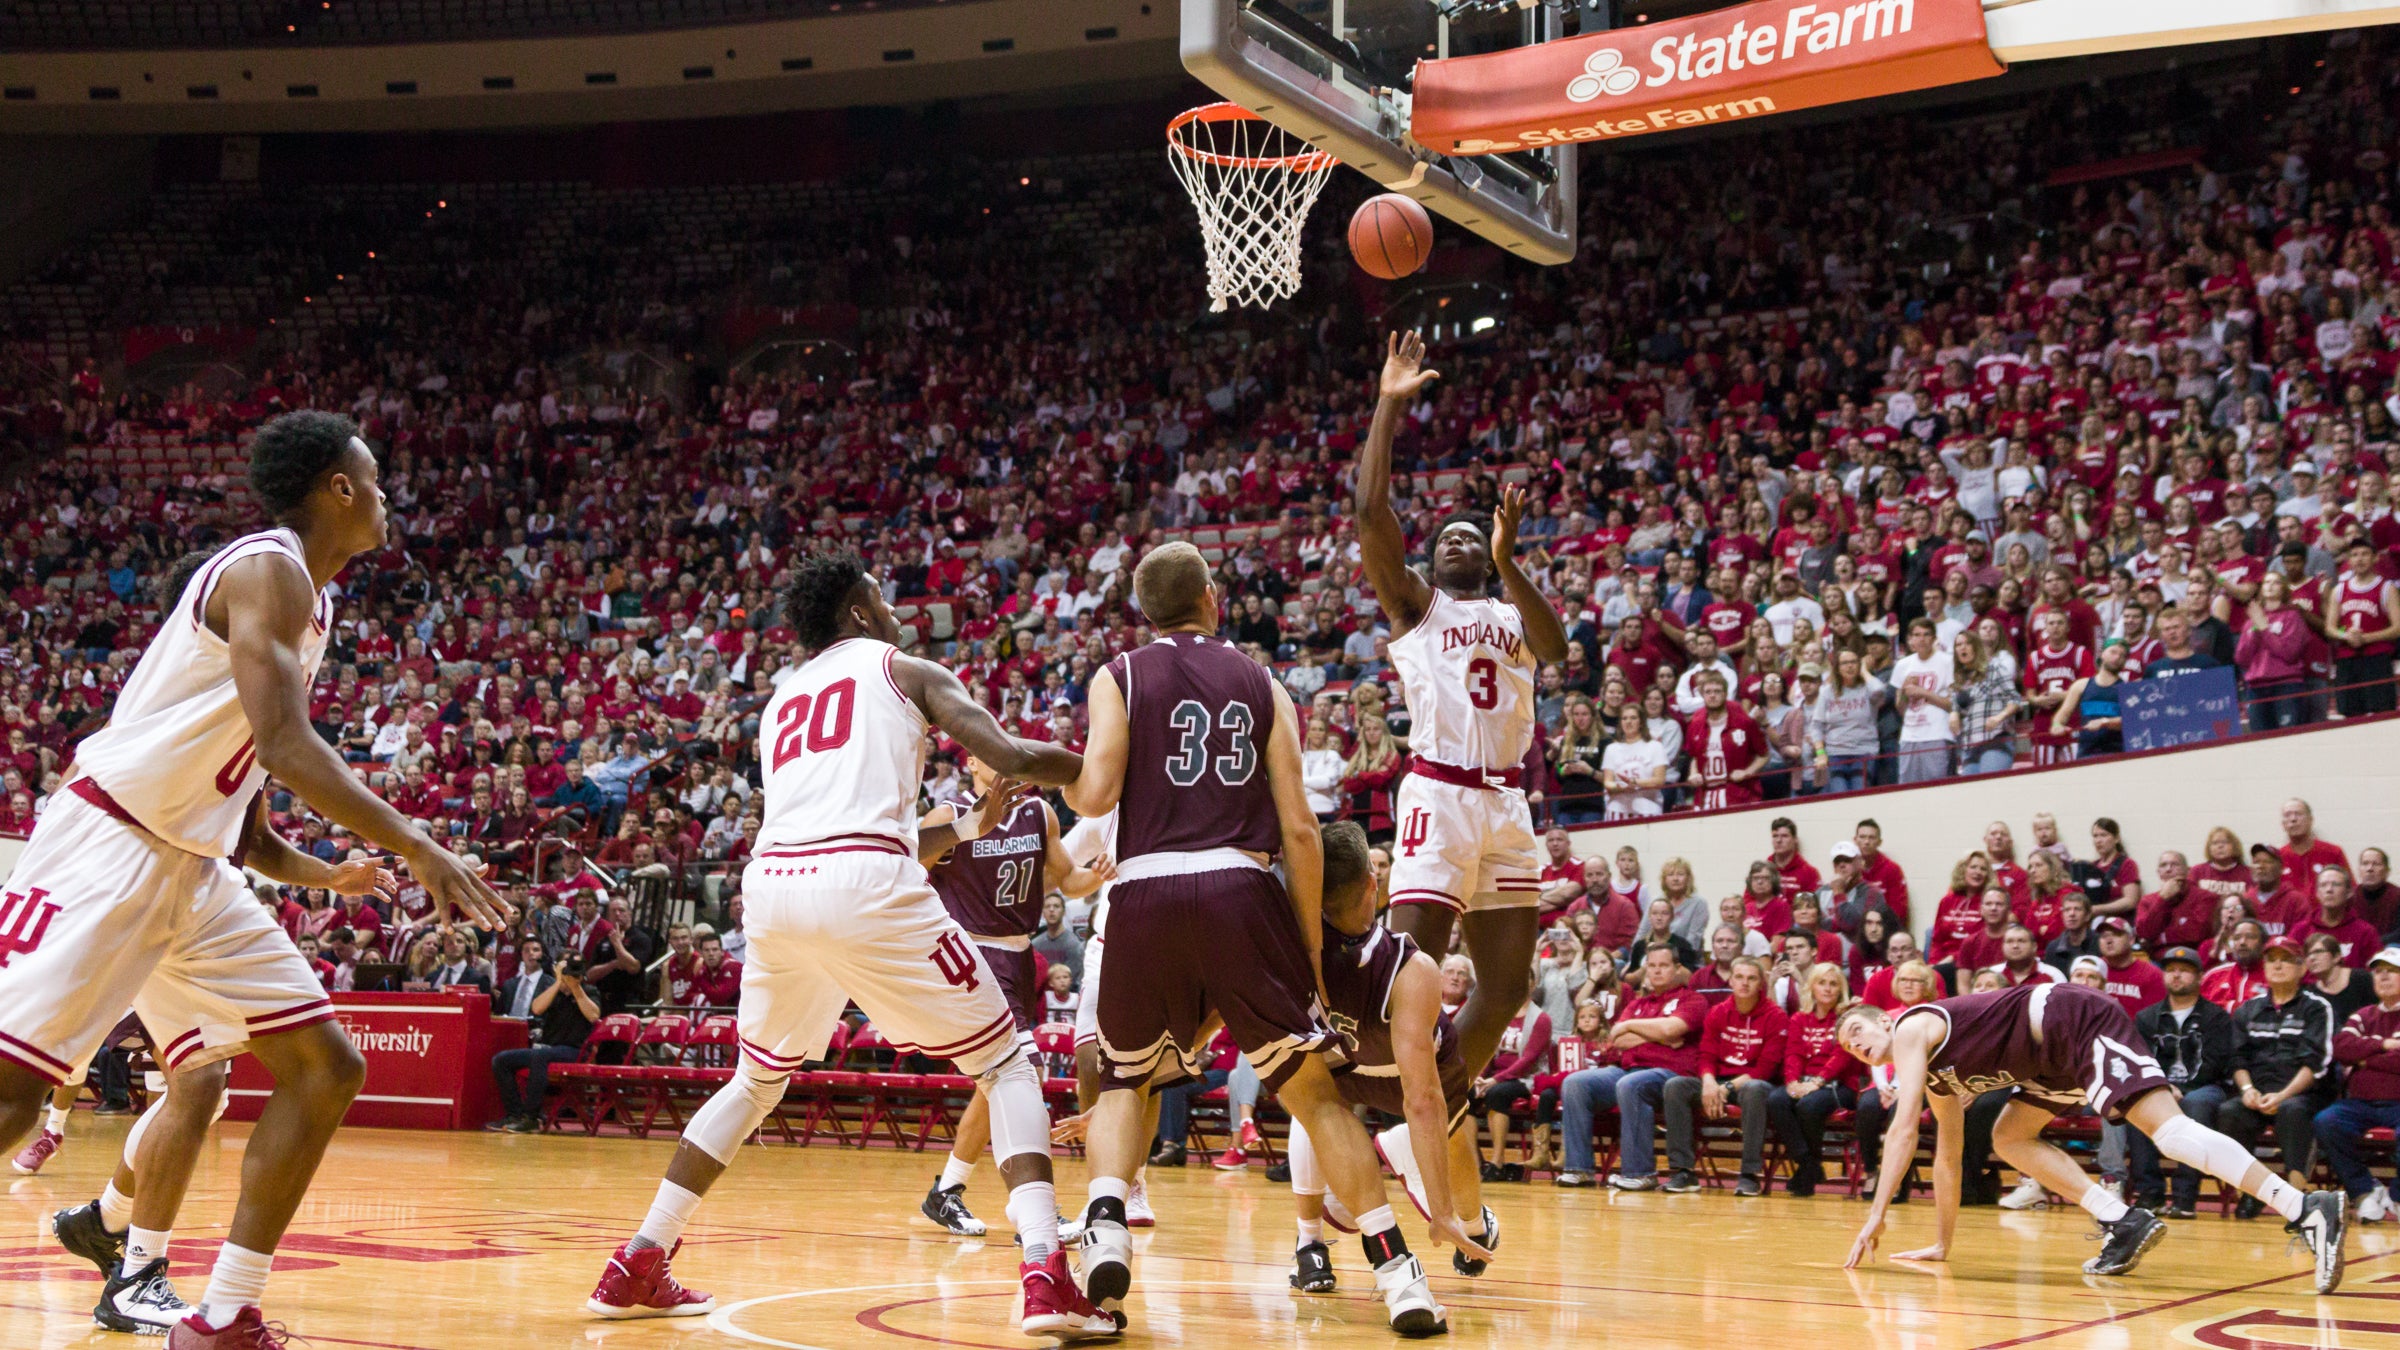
[1412,0,2004,153]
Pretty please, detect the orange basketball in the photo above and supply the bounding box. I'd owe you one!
[1348,193,1434,280]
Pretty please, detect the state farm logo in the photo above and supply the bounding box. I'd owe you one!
[1567,49,1641,102]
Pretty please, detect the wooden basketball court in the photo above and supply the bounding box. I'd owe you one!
[0,1118,2386,1348]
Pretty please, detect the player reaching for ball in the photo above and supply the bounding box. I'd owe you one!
[1354,329,1567,1231]
[1838,982,2348,1291]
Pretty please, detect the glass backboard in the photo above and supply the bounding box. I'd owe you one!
[1182,0,1580,265]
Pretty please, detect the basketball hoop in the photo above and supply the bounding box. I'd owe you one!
[1167,103,1338,314]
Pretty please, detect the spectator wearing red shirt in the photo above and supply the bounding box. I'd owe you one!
[2249,844,2318,938]
[1554,946,1709,1187]
[687,934,741,1006]
[1534,828,1586,927]
[1993,926,2062,987]
[2294,869,2379,969]
[1683,671,1767,811]
[2356,849,2400,936]
[1767,817,1820,899]
[1665,957,1787,1195]
[1472,998,1555,1179]
[332,892,384,956]
[2135,850,2219,952]
[1854,820,1912,931]
[1926,851,1994,968]
[2278,798,2350,896]
[2191,826,2254,909]
[2311,949,2400,1213]
[2202,919,2271,1009]
[2095,917,2166,1015]
[1574,873,1642,955]
[1767,960,1865,1196]
[2018,851,2077,944]
[1736,861,1793,944]
[1861,934,1928,1010]
[1950,889,2016,982]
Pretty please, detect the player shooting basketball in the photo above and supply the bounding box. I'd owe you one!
[1354,331,1565,1240]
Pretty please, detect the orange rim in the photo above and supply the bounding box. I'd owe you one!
[1167,102,1340,172]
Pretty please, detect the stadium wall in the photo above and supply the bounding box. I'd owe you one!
[1566,715,2399,921]
[0,135,151,286]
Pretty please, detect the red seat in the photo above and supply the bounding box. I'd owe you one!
[545,1013,644,1134]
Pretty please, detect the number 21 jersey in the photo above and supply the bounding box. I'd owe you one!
[756,637,928,854]
[1386,589,1534,772]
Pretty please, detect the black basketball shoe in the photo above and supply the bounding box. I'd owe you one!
[918,1180,987,1238]
[1290,1241,1336,1293]
[52,1201,125,1277]
[2081,1208,2165,1276]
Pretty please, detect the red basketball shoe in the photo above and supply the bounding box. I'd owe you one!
[1019,1250,1119,1340]
[586,1240,717,1319]
[165,1306,292,1348]
[12,1127,60,1174]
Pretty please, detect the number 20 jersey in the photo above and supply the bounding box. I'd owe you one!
[76,527,336,857]
[1103,633,1280,861]
[756,637,928,855]
[1385,588,1535,772]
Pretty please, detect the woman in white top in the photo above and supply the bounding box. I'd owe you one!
[1599,704,1669,818]
[1300,718,1347,821]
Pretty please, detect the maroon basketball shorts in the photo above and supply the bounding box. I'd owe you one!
[1333,1046,1476,1133]
[2028,983,2172,1121]
[1094,857,1332,1093]
[971,939,1042,1033]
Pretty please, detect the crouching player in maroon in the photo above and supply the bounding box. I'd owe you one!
[1064,543,1488,1338]
[1840,982,2348,1291]
[917,754,1114,1237]
[1288,821,1490,1296]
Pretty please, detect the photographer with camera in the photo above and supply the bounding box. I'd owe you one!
[488,950,602,1133]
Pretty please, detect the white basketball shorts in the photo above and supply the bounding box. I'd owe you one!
[1386,775,1541,913]
[735,842,1024,1079]
[0,792,332,1085]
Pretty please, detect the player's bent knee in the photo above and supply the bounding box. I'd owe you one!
[977,1051,1051,1165]
[683,1062,790,1164]
[2150,1114,2254,1182]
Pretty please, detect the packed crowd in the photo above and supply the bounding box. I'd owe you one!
[0,32,2393,1143]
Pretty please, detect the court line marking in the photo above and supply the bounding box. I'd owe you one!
[1968,1247,2400,1349]
[0,1296,445,1350]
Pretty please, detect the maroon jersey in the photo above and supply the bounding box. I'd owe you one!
[1323,923,1471,1123]
[928,794,1049,939]
[1900,983,2167,1118]
[1106,633,1280,861]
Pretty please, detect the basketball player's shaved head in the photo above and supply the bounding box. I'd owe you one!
[1132,542,1213,631]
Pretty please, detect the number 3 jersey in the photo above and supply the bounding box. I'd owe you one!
[928,795,1048,940]
[1386,589,1535,772]
[1104,633,1280,861]
[756,637,928,855]
[76,527,336,857]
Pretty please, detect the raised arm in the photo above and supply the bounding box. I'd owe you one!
[1354,332,1439,637]
[1062,665,1129,818]
[1493,483,1568,664]
[895,653,1080,786]
[218,554,505,929]
[1264,681,1325,984]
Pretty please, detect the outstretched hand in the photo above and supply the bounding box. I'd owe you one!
[1844,1210,1886,1268]
[326,856,400,903]
[1379,331,1441,402]
[1431,1212,1496,1264]
[1493,482,1527,568]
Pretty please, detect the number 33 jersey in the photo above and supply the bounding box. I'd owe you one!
[1104,633,1280,861]
[756,637,929,855]
[1386,589,1535,772]
[76,527,336,857]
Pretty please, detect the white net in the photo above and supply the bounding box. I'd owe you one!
[1168,105,1338,314]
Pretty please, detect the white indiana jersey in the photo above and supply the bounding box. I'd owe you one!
[755,636,928,853]
[1385,588,1536,771]
[76,528,336,857]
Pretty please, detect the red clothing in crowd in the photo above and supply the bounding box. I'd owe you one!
[1742,893,1793,942]
[2202,960,2268,1010]
[1926,889,1983,965]
[2134,886,2218,952]
[1773,852,1822,899]
[1859,852,1911,929]
[1485,1010,1555,1081]
[1700,997,1789,1080]
[1782,1008,1866,1090]
[2281,837,2352,894]
[1535,1035,1603,1095]
[2252,880,2317,937]
[2099,955,2166,1017]
[689,957,742,1005]
[2334,1003,2400,1101]
[1615,986,1711,1076]
[1951,926,2010,974]
[2294,911,2381,968]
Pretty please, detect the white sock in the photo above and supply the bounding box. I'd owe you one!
[2259,1174,2306,1222]
[197,1241,272,1328]
[46,1106,69,1134]
[1296,1217,1322,1247]
[2078,1186,2129,1223]
[1008,1180,1060,1265]
[629,1180,703,1252]
[98,1182,134,1234]
[124,1226,170,1276]
[939,1153,975,1192]
[1087,1176,1130,1208]
[1358,1204,1398,1238]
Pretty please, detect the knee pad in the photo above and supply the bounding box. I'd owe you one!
[682,1062,789,1164]
[977,1049,1051,1166]
[1287,1119,1324,1197]
[2150,1113,2254,1182]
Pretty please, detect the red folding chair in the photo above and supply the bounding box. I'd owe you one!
[628,1015,697,1138]
[843,1023,917,1149]
[794,1022,859,1147]
[545,1013,643,1134]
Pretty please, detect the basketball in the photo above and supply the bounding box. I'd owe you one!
[1348,193,1434,280]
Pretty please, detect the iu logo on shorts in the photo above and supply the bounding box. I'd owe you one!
[929,931,981,993]
[1398,808,1431,859]
[0,887,60,968]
